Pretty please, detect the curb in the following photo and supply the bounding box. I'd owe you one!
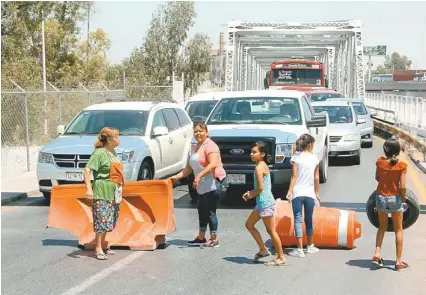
[407,153,426,175]
[1,190,41,205]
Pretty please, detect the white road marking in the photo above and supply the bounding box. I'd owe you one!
[60,251,146,295]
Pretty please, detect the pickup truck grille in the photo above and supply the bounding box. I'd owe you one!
[329,136,342,143]
[211,136,276,165]
[53,154,91,168]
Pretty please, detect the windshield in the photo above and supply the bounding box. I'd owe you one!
[185,100,217,120]
[309,93,343,102]
[271,69,322,86]
[207,97,302,125]
[313,105,353,124]
[351,102,368,115]
[65,110,149,135]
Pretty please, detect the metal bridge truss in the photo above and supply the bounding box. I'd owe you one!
[224,20,365,98]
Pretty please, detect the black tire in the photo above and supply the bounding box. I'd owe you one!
[366,189,420,232]
[354,149,361,165]
[137,161,153,181]
[187,173,198,204]
[319,146,328,183]
[362,141,373,148]
[42,192,51,204]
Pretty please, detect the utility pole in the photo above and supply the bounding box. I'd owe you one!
[86,3,90,64]
[41,10,46,92]
[41,9,47,136]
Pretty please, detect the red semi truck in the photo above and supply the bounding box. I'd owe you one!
[393,70,426,82]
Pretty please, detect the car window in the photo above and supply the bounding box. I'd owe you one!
[312,105,354,123]
[310,93,343,102]
[301,97,313,122]
[174,108,192,126]
[65,110,148,135]
[152,110,167,130]
[161,108,181,131]
[185,101,217,120]
[351,102,368,115]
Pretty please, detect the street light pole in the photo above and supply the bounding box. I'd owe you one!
[41,10,46,92]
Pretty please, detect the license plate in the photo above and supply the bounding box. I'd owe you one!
[227,174,246,184]
[330,144,337,151]
[65,172,84,181]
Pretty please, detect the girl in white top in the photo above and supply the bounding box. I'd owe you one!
[286,134,321,258]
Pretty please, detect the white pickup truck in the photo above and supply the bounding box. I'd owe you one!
[190,90,329,200]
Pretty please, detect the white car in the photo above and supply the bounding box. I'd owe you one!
[184,92,222,123]
[190,90,329,201]
[37,101,193,202]
[311,99,365,165]
[347,98,375,148]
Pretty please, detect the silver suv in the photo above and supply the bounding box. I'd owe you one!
[37,101,193,202]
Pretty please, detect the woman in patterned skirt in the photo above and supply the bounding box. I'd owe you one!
[83,127,122,260]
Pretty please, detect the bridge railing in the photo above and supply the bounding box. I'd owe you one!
[364,93,426,131]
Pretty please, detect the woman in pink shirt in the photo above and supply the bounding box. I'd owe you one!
[170,123,226,248]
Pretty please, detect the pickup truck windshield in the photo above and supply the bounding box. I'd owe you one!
[313,105,353,123]
[65,110,149,135]
[207,97,302,125]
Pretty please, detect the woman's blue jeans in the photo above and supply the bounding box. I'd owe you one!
[291,196,315,238]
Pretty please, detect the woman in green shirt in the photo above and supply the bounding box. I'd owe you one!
[84,127,121,260]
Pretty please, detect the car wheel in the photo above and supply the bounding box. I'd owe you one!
[137,161,153,181]
[42,192,51,204]
[319,146,328,183]
[366,189,420,231]
[354,149,361,165]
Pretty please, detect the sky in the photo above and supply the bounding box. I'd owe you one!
[85,1,426,69]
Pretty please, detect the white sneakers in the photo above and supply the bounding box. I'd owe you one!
[288,244,319,258]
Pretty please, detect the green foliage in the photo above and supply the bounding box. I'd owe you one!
[373,52,412,75]
[1,1,212,92]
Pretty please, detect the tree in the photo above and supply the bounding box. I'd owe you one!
[141,2,196,84]
[180,33,213,95]
[373,52,412,74]
[1,1,95,88]
[79,29,112,85]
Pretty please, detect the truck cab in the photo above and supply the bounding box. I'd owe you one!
[192,90,329,200]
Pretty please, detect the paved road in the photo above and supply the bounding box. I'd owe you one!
[2,138,426,295]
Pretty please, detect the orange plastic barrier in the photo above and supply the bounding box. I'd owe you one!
[46,180,176,250]
[274,199,362,249]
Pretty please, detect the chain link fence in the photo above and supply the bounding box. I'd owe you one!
[1,84,177,179]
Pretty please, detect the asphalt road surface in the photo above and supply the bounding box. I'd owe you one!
[2,138,426,295]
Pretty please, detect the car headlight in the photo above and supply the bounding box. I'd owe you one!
[343,134,359,142]
[118,151,134,163]
[275,143,295,163]
[38,152,54,164]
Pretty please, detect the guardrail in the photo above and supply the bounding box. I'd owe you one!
[366,106,426,158]
[366,82,426,91]
[364,93,426,131]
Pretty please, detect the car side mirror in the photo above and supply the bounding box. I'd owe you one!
[357,119,367,125]
[306,114,327,128]
[57,125,66,135]
[370,110,377,117]
[152,126,168,138]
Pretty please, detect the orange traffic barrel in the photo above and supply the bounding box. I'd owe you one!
[274,199,362,249]
[47,180,176,250]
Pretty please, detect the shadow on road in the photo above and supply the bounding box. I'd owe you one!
[67,249,95,259]
[223,256,257,265]
[42,239,79,248]
[329,157,359,167]
[346,259,396,271]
